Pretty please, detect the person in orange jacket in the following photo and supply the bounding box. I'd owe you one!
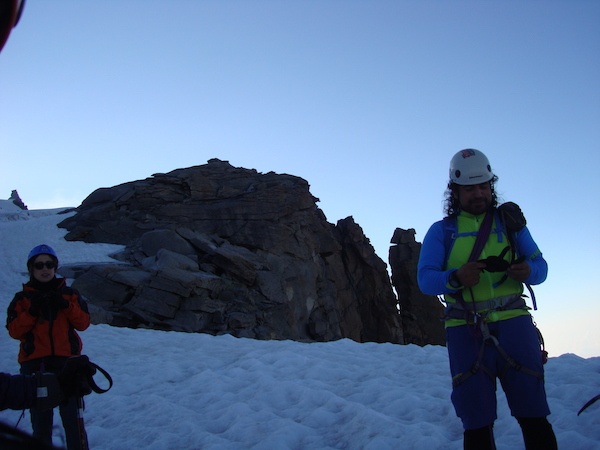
[6,244,91,450]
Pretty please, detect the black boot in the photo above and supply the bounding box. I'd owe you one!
[517,417,558,450]
[464,424,496,450]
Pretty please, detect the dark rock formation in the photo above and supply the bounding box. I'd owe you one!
[389,228,446,346]
[10,190,27,210]
[58,159,404,344]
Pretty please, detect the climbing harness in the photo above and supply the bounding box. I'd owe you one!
[448,294,546,388]
[447,293,527,317]
[446,209,546,388]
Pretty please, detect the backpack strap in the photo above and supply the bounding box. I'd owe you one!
[443,210,495,268]
[468,209,494,263]
[448,209,494,311]
[442,216,456,261]
[498,203,538,311]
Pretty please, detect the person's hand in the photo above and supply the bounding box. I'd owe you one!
[28,295,45,317]
[51,293,69,310]
[455,261,486,287]
[507,261,531,282]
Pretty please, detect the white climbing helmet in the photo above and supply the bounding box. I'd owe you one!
[449,149,494,185]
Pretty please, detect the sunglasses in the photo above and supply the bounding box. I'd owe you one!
[33,261,56,270]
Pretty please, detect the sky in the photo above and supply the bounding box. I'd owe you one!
[0,204,599,449]
[0,1,599,357]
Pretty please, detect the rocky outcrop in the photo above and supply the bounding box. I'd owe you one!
[58,159,404,344]
[10,190,27,210]
[388,228,445,346]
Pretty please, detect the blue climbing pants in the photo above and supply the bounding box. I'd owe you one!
[446,315,551,430]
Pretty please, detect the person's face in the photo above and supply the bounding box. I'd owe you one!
[455,182,492,215]
[32,254,56,283]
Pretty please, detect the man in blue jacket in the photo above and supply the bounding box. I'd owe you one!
[417,149,557,450]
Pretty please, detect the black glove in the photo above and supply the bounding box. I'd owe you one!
[57,355,96,398]
[51,293,69,311]
[28,295,45,317]
[480,254,526,272]
[479,255,510,272]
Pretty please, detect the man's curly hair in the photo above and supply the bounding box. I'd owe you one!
[443,175,499,217]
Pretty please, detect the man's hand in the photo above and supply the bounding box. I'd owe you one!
[455,261,486,287]
[507,261,531,282]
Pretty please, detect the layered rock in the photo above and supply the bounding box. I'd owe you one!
[58,159,404,344]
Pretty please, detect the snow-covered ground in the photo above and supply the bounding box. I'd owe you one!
[0,202,598,449]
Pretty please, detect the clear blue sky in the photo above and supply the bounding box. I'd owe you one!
[1,1,599,356]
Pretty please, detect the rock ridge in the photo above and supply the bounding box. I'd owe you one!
[58,159,413,344]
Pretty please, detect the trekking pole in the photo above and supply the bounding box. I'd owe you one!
[76,395,89,450]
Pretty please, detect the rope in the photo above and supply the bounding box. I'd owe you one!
[86,362,113,394]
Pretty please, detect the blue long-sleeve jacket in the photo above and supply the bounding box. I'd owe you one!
[417,210,547,325]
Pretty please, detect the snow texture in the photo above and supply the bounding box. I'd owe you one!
[0,202,598,449]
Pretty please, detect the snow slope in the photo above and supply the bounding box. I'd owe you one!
[0,203,598,449]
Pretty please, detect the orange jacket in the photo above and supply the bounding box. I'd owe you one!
[6,278,90,364]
